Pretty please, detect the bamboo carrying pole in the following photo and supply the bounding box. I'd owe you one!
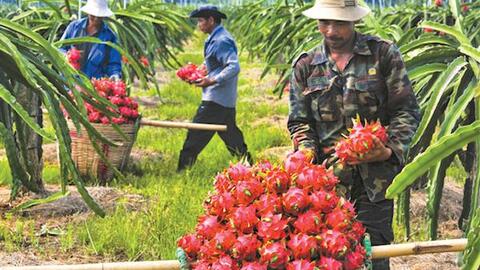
[3,239,468,270]
[139,119,227,132]
[371,238,468,259]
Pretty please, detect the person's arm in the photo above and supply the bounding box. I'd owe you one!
[287,55,318,157]
[106,33,122,78]
[380,44,420,165]
[211,39,240,84]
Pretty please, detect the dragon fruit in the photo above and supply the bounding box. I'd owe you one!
[344,244,367,270]
[196,215,222,240]
[259,242,290,269]
[283,150,313,176]
[282,187,310,215]
[293,210,323,235]
[212,230,236,251]
[317,257,343,270]
[204,192,235,219]
[254,193,282,217]
[177,154,367,269]
[287,234,318,260]
[335,117,388,163]
[286,260,317,270]
[177,63,207,82]
[240,262,267,270]
[257,214,289,241]
[236,180,264,205]
[231,234,261,261]
[230,205,258,234]
[319,229,351,257]
[177,233,202,258]
[265,168,290,194]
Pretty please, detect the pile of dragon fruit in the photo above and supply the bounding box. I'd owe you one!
[85,78,139,124]
[176,63,207,82]
[67,47,81,70]
[335,118,388,163]
[177,150,367,270]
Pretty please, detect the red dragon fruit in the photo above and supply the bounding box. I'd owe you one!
[319,229,351,257]
[283,150,313,176]
[293,210,323,235]
[264,168,290,194]
[231,234,261,261]
[343,244,367,270]
[287,234,318,260]
[212,230,236,252]
[310,190,339,213]
[317,257,343,270]
[177,233,202,258]
[256,214,289,241]
[227,163,253,183]
[204,192,235,219]
[254,193,282,217]
[196,215,222,240]
[214,173,234,193]
[282,187,310,215]
[177,63,207,82]
[325,207,352,232]
[241,262,267,270]
[192,260,210,270]
[259,242,290,269]
[67,47,81,70]
[286,260,317,270]
[230,205,259,234]
[335,117,388,163]
[211,255,238,270]
[236,180,264,205]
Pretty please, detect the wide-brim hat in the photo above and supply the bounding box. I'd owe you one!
[189,5,227,20]
[303,0,370,21]
[81,0,114,17]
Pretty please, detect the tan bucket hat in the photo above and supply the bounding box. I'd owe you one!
[302,0,370,21]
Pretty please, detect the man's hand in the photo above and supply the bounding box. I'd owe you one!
[193,77,216,87]
[347,136,392,165]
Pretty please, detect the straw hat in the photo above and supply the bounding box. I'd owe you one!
[303,0,370,21]
[81,0,114,18]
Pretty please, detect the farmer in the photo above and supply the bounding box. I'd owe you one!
[177,6,252,171]
[59,0,122,79]
[288,0,420,269]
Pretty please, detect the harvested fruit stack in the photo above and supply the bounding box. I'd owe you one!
[335,118,388,164]
[67,47,81,70]
[87,78,139,124]
[176,63,207,82]
[177,151,367,270]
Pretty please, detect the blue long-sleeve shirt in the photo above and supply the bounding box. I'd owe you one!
[203,25,240,108]
[60,17,122,79]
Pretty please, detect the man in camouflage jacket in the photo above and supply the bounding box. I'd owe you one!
[288,0,420,269]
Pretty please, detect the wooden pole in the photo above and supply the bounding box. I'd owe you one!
[3,239,468,270]
[371,238,468,259]
[140,119,227,132]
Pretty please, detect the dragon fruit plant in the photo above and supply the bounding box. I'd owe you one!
[177,150,367,270]
[176,63,207,83]
[335,117,388,164]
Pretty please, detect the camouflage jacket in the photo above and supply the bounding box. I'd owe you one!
[288,32,420,202]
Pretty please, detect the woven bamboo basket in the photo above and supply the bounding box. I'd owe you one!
[68,119,139,183]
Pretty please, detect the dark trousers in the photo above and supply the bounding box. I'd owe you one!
[177,101,250,171]
[349,179,394,270]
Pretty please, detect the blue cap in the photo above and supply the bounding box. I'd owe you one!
[189,5,227,19]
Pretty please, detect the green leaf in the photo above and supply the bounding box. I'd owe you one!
[386,120,480,199]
